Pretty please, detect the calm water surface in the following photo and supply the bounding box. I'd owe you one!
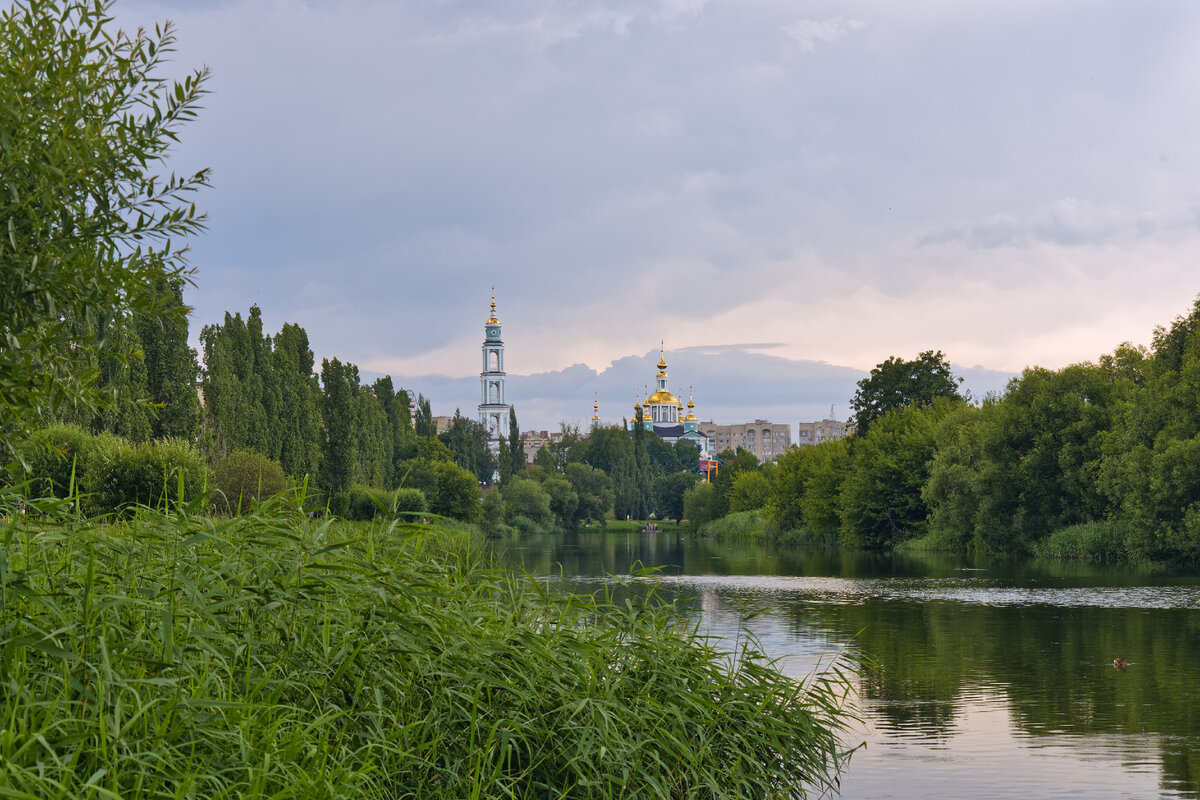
[491,530,1200,800]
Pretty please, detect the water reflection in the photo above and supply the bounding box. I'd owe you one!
[491,531,1200,799]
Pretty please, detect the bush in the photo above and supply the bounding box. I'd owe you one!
[1030,520,1134,562]
[10,424,94,498]
[88,437,209,515]
[392,487,427,518]
[702,510,769,541]
[214,450,290,515]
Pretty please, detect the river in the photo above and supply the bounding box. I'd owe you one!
[491,529,1200,800]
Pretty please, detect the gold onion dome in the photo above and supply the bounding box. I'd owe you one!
[647,389,679,406]
[487,287,499,324]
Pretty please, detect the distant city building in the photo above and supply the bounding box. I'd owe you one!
[431,415,454,436]
[627,348,709,456]
[796,419,849,447]
[521,430,563,465]
[699,420,791,462]
[477,290,509,453]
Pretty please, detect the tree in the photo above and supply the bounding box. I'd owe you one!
[136,276,202,440]
[840,399,958,550]
[507,407,524,477]
[653,471,699,523]
[850,350,962,436]
[272,323,323,480]
[565,462,613,527]
[319,358,359,494]
[0,0,209,461]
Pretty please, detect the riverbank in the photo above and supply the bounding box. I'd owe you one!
[0,495,854,798]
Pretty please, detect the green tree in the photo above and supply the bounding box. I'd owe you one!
[728,471,771,513]
[319,358,359,494]
[850,350,963,436]
[653,471,699,523]
[272,323,322,480]
[0,0,209,461]
[136,276,201,440]
[507,406,524,477]
[767,439,849,540]
[565,462,613,526]
[840,399,959,549]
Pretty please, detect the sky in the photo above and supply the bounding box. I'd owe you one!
[115,0,1200,431]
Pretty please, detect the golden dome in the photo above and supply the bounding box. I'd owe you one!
[647,389,679,406]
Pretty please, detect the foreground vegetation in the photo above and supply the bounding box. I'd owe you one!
[0,490,854,798]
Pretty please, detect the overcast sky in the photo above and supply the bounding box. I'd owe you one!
[118,0,1200,429]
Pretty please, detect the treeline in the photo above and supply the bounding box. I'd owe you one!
[487,422,705,535]
[6,296,498,521]
[737,297,1200,563]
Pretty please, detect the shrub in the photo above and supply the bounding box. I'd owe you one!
[214,450,290,515]
[88,437,209,515]
[10,424,93,498]
[392,487,427,518]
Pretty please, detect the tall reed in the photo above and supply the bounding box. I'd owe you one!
[0,485,854,798]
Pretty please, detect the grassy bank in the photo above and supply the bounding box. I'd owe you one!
[0,491,854,798]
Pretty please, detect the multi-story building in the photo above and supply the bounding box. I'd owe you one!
[795,419,849,447]
[698,420,791,462]
[521,430,563,465]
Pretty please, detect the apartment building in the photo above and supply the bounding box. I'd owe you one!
[698,420,791,462]
[796,419,849,447]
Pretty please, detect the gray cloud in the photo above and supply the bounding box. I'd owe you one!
[116,0,1200,386]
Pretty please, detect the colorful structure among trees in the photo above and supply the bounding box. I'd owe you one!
[628,348,710,457]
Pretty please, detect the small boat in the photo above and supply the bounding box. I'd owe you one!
[641,523,662,533]
[1113,658,1129,670]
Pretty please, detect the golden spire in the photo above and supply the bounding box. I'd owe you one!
[487,286,499,324]
[685,387,697,422]
[592,393,599,422]
[657,341,667,372]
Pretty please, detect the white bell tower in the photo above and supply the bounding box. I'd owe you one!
[478,288,509,451]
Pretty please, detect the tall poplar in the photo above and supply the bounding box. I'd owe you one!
[136,276,201,440]
[272,323,322,480]
[319,358,359,494]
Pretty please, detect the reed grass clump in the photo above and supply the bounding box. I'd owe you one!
[0,489,854,798]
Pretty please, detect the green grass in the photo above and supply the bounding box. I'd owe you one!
[0,487,855,798]
[1030,520,1135,562]
[699,510,769,542]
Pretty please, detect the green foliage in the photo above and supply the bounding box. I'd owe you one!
[683,480,720,533]
[428,460,481,522]
[701,509,770,541]
[850,350,962,436]
[393,487,427,517]
[137,275,202,440]
[840,400,958,550]
[89,437,209,515]
[767,439,849,540]
[0,0,208,461]
[0,503,854,797]
[728,470,771,513]
[213,450,290,515]
[9,423,93,499]
[318,357,359,494]
[1029,520,1134,562]
[652,470,699,523]
[501,476,554,532]
[437,410,497,484]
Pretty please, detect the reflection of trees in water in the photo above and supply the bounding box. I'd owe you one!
[492,533,1200,798]
[787,596,1200,797]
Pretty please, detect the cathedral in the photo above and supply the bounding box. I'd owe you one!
[628,349,710,456]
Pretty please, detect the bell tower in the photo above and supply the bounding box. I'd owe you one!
[478,288,509,450]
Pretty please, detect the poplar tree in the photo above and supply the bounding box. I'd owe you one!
[319,358,359,494]
[272,323,322,480]
[136,276,202,440]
